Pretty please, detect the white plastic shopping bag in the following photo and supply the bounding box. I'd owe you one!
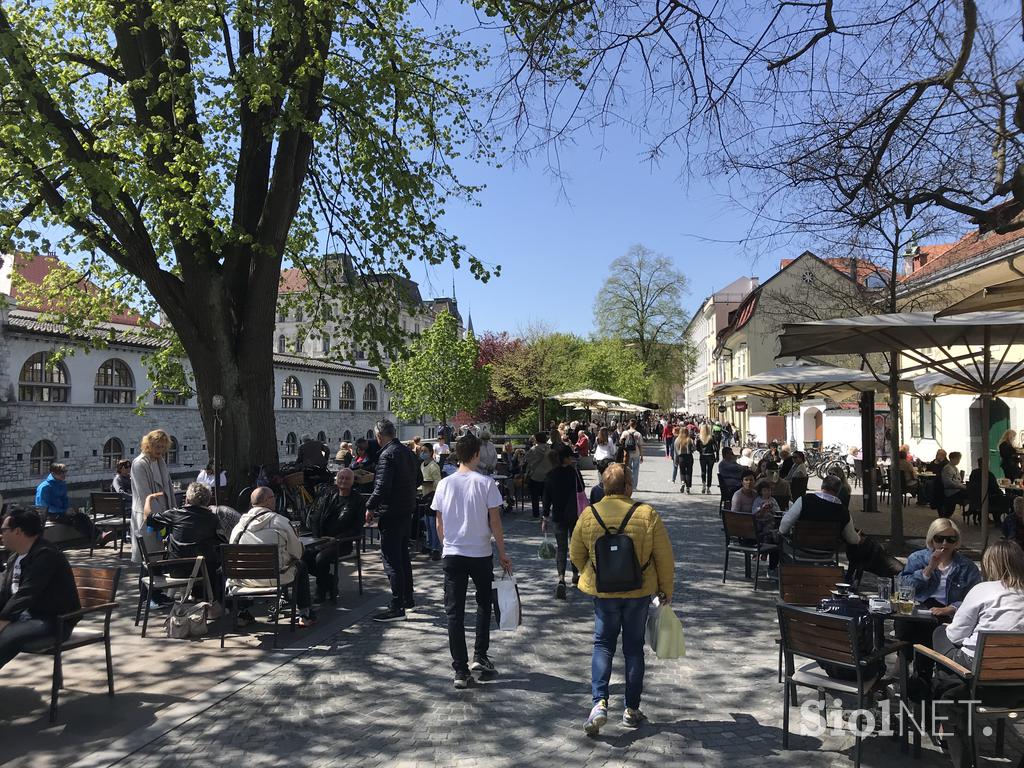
[492,572,522,631]
[646,598,685,659]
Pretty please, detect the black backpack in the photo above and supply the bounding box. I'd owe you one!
[622,431,638,453]
[589,502,650,593]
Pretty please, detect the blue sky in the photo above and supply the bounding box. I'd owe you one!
[415,133,772,338]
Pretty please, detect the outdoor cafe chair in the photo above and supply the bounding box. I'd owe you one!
[778,603,909,768]
[721,509,777,592]
[133,534,212,637]
[89,492,130,557]
[329,534,364,597]
[220,544,295,648]
[783,519,844,568]
[25,565,121,722]
[913,631,1024,767]
[775,563,844,682]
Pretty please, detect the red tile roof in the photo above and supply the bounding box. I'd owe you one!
[903,229,1024,281]
[8,253,152,327]
[280,267,308,293]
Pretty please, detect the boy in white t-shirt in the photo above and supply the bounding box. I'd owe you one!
[432,433,513,690]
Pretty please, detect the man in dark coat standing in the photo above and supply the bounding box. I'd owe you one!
[366,419,419,621]
[0,508,81,668]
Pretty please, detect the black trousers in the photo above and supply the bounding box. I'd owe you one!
[47,511,98,542]
[529,479,546,517]
[443,555,493,672]
[380,516,414,609]
[939,490,968,518]
[895,598,949,678]
[678,454,694,487]
[699,455,715,486]
[552,518,577,579]
[303,544,338,599]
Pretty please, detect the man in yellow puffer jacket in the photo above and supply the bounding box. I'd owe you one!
[570,462,675,736]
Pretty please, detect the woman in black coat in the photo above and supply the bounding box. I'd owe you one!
[543,444,584,600]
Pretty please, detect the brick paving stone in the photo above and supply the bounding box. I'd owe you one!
[123,444,1021,768]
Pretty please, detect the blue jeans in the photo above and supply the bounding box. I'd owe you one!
[591,596,650,708]
[629,457,641,489]
[0,618,62,669]
[424,512,440,551]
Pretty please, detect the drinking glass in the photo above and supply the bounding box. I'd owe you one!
[878,582,890,601]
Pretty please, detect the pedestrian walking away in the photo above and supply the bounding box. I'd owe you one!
[620,420,644,490]
[570,462,675,736]
[365,420,419,621]
[695,424,718,494]
[543,444,583,599]
[432,433,513,689]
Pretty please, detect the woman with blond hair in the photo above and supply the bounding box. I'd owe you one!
[999,429,1021,482]
[695,423,718,494]
[130,429,175,563]
[898,517,982,679]
[673,428,694,493]
[936,539,1024,665]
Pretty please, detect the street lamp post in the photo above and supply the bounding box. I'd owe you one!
[211,394,225,505]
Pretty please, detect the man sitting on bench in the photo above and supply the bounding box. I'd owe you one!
[35,463,112,547]
[0,508,81,668]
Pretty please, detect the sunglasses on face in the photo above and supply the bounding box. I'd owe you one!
[933,535,959,545]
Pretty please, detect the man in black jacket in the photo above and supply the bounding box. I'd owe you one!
[305,468,365,601]
[366,419,418,621]
[0,508,81,668]
[146,482,225,601]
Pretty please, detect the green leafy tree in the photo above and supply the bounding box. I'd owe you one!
[0,0,495,490]
[577,339,650,405]
[386,311,488,425]
[490,327,583,430]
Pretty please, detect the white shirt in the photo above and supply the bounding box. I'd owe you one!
[593,439,616,461]
[737,456,754,468]
[433,442,450,462]
[196,470,227,488]
[432,470,503,558]
[945,580,1024,656]
[11,554,24,595]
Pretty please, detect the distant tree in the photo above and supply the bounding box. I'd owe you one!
[473,332,532,432]
[490,327,583,430]
[386,311,489,425]
[594,245,693,403]
[576,339,651,405]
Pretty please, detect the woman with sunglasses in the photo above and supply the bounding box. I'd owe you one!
[897,518,982,680]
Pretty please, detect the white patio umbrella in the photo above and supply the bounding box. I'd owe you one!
[936,278,1024,317]
[712,361,911,400]
[779,310,1024,548]
[549,388,629,406]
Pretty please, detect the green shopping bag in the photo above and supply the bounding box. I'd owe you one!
[646,603,685,659]
[537,533,556,560]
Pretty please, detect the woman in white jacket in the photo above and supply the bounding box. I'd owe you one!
[130,429,175,563]
[935,539,1024,666]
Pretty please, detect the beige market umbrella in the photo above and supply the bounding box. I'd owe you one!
[549,389,629,406]
[936,278,1024,317]
[779,310,1024,549]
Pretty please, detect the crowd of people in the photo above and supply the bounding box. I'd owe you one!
[8,409,1024,746]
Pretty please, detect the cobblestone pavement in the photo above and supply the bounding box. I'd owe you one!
[123,448,1006,768]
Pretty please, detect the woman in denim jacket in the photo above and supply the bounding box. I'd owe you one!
[898,518,982,678]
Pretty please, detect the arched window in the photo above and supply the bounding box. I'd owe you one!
[338,381,355,410]
[366,429,375,440]
[101,437,124,470]
[285,432,297,454]
[278,335,286,353]
[322,336,331,354]
[19,352,70,402]
[295,307,303,322]
[312,379,330,410]
[362,383,378,411]
[94,358,135,404]
[30,439,56,476]
[167,436,179,465]
[342,429,352,441]
[317,430,327,443]
[281,376,302,408]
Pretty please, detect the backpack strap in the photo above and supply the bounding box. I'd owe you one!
[589,504,609,534]
[618,502,643,534]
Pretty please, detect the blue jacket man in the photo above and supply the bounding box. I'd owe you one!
[35,466,69,516]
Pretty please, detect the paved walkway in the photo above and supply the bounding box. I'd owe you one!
[92,448,989,768]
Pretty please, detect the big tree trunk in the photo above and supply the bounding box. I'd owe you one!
[156,253,284,504]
